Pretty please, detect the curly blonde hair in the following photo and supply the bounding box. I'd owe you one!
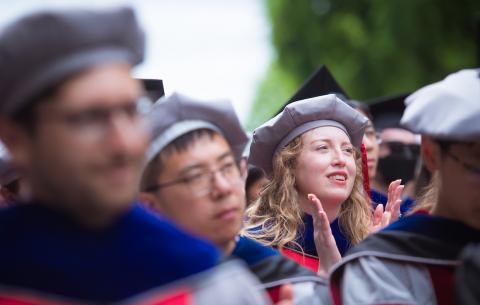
[242,135,372,251]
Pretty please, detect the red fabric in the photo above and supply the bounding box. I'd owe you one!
[266,286,281,303]
[415,209,431,215]
[360,143,371,199]
[0,288,193,305]
[329,273,342,305]
[131,288,193,305]
[281,248,319,273]
[0,294,77,305]
[427,265,455,305]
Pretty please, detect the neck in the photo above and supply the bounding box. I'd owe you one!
[32,190,127,230]
[371,179,388,194]
[431,195,458,222]
[219,238,238,255]
[298,194,341,223]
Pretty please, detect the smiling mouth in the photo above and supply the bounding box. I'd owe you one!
[327,174,348,184]
[216,208,239,220]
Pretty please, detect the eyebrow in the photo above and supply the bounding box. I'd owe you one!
[177,151,234,176]
[310,139,352,146]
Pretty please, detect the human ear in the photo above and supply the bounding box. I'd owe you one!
[239,158,248,180]
[138,191,164,213]
[421,136,440,173]
[0,118,32,169]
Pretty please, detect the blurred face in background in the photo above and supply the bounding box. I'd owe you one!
[434,140,480,229]
[377,128,420,185]
[3,63,148,226]
[361,118,379,180]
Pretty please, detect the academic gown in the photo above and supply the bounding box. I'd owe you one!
[278,215,350,274]
[232,236,327,305]
[0,203,222,303]
[329,212,480,305]
[370,188,416,214]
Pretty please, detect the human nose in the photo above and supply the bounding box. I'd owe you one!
[108,111,147,152]
[331,148,347,167]
[363,134,374,151]
[210,170,233,196]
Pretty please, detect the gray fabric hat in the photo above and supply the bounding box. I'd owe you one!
[401,68,480,141]
[146,93,249,163]
[249,94,368,176]
[0,6,145,116]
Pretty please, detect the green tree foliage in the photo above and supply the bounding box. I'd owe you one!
[248,0,480,130]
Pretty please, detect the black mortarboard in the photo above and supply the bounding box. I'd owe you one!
[139,79,165,102]
[368,93,410,131]
[277,65,349,114]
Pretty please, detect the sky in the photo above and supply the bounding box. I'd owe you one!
[0,0,273,122]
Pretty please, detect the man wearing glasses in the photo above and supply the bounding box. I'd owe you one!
[140,93,327,305]
[0,7,267,304]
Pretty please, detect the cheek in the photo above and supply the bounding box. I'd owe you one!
[378,144,390,158]
[346,158,358,188]
[295,156,329,193]
[370,144,379,161]
[444,168,480,203]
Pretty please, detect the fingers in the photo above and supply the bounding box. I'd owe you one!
[308,193,324,214]
[276,284,294,305]
[318,210,331,238]
[381,211,392,228]
[389,183,404,221]
[394,184,405,203]
[308,193,332,239]
[373,203,384,226]
[386,179,401,212]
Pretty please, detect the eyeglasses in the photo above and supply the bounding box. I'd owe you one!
[381,141,420,157]
[145,161,242,197]
[446,150,480,176]
[364,127,382,144]
[41,96,153,141]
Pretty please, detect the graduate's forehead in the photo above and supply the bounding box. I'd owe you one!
[163,131,234,168]
[301,126,351,144]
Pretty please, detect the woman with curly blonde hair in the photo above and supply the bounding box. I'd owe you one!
[243,95,400,276]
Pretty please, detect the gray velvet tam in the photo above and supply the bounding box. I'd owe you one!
[401,68,480,141]
[146,93,249,163]
[249,94,368,176]
[0,6,145,116]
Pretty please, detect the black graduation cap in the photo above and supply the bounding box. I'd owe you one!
[368,93,410,131]
[276,65,349,115]
[139,78,165,102]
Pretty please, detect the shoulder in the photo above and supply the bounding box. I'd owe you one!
[0,204,45,235]
[232,236,279,266]
[331,255,435,305]
[128,204,220,265]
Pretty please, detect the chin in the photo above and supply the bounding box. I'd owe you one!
[101,191,136,211]
[321,193,349,207]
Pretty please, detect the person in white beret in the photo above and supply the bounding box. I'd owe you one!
[0,7,269,305]
[243,94,400,277]
[330,68,480,305]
